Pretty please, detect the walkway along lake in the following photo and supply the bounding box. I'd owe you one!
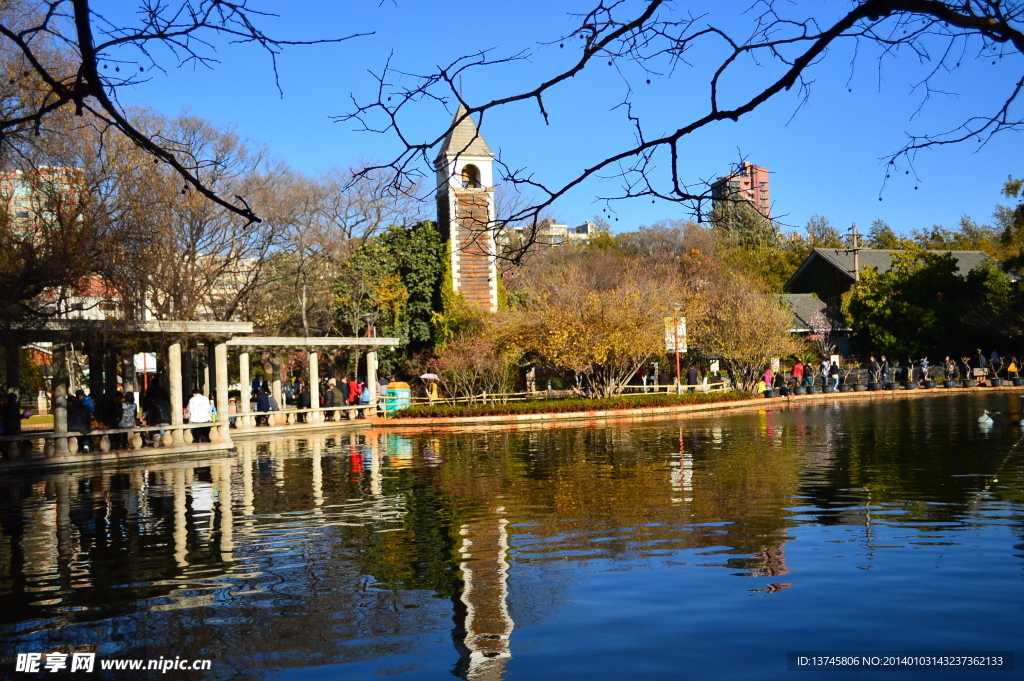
[1,391,1022,679]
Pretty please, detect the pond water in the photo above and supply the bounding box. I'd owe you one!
[2,392,1023,680]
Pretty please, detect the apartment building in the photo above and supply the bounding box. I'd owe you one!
[710,162,771,217]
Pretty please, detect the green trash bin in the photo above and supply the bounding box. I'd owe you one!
[384,382,411,414]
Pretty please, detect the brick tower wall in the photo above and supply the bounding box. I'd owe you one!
[453,192,495,312]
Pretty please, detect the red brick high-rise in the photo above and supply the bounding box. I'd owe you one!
[710,162,771,218]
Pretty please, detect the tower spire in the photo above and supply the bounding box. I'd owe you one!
[435,105,492,166]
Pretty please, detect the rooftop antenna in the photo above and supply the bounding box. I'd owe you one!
[845,224,862,282]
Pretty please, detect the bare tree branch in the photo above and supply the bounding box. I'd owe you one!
[0,0,369,224]
[343,0,1024,261]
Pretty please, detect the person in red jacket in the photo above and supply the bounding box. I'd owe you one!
[348,376,361,407]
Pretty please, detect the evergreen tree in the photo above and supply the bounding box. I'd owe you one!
[805,214,843,248]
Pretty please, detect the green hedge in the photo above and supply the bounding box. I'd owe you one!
[391,391,753,419]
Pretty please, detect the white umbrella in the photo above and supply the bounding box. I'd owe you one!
[420,373,440,380]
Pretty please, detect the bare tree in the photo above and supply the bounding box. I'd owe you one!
[0,108,131,326]
[98,110,279,322]
[344,1,1024,261]
[0,0,365,223]
[242,164,426,337]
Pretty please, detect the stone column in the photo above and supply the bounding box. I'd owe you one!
[370,434,382,497]
[366,350,379,416]
[312,438,324,508]
[87,345,103,407]
[215,342,230,443]
[238,351,251,428]
[205,342,216,396]
[271,353,283,409]
[55,476,71,568]
[6,341,20,398]
[105,348,118,394]
[173,467,189,567]
[52,344,69,456]
[240,441,254,517]
[181,348,194,399]
[309,351,320,423]
[168,341,184,444]
[216,461,234,560]
[122,350,137,396]
[104,347,118,424]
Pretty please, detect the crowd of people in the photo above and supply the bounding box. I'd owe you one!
[753,349,1020,395]
[2,371,380,455]
[755,358,842,394]
[863,349,1017,386]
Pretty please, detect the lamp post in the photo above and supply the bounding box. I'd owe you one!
[360,313,376,338]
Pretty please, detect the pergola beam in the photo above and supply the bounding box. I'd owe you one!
[226,337,399,349]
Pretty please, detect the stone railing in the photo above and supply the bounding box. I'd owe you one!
[0,421,232,459]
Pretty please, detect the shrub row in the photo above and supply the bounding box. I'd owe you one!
[391,391,754,419]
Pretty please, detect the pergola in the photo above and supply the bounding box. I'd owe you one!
[3,319,399,456]
[225,336,399,426]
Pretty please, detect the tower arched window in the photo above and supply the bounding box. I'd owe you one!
[461,164,481,188]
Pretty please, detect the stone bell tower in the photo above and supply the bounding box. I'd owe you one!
[435,104,498,313]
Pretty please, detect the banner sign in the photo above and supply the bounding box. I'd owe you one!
[664,317,687,353]
[133,352,157,373]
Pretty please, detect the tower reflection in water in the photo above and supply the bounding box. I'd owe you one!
[1,421,810,679]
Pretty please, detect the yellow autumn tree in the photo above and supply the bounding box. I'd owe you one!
[498,251,688,397]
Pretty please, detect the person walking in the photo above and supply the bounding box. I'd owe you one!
[115,392,138,449]
[357,381,370,418]
[67,394,92,452]
[792,361,804,386]
[255,388,270,426]
[869,355,880,383]
[146,386,171,444]
[348,376,361,408]
[77,389,95,415]
[297,383,310,423]
[330,379,345,420]
[880,355,890,387]
[975,349,989,384]
[829,361,840,389]
[186,388,212,443]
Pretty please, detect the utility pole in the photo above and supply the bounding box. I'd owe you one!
[845,224,862,282]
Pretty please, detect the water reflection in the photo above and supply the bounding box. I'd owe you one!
[1,392,1022,680]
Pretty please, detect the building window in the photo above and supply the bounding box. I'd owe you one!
[759,182,767,189]
[461,164,481,188]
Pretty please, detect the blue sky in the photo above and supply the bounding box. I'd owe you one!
[104,0,1023,237]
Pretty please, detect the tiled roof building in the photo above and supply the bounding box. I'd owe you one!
[783,247,1016,304]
